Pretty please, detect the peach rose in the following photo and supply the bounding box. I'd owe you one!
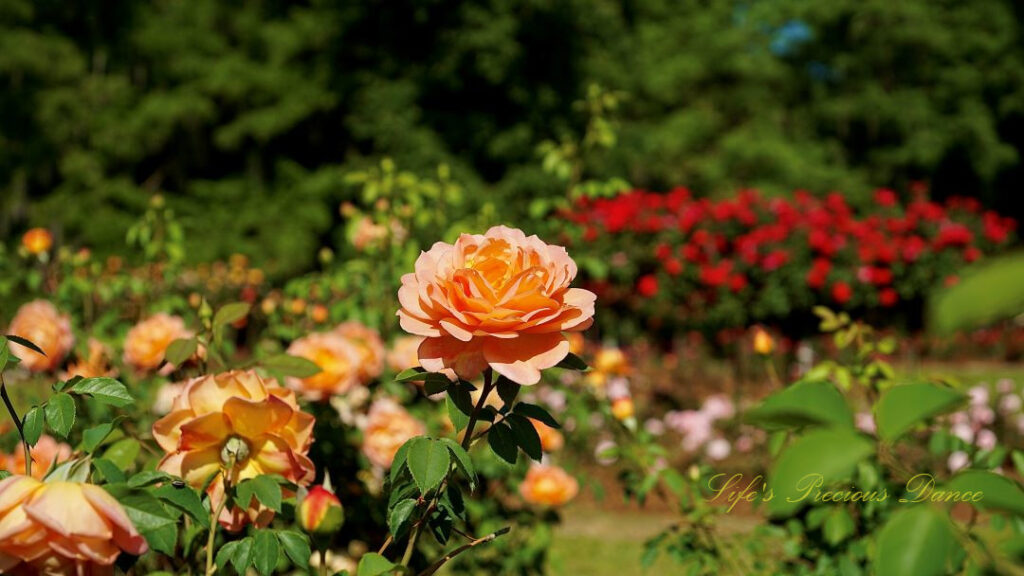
[0,476,148,575]
[63,339,117,380]
[361,399,426,469]
[518,464,579,507]
[123,313,193,372]
[7,300,74,372]
[152,370,315,531]
[398,226,595,385]
[531,418,564,453]
[593,346,628,375]
[2,436,73,480]
[334,322,385,382]
[386,335,424,373]
[21,228,53,255]
[286,332,363,400]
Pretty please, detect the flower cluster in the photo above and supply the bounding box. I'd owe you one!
[565,187,1016,330]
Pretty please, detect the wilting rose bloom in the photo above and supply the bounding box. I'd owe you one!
[397,226,596,385]
[7,300,74,372]
[152,370,315,531]
[286,332,363,401]
[334,322,385,383]
[387,336,425,373]
[2,436,72,480]
[519,464,579,507]
[361,399,426,469]
[21,228,53,255]
[0,476,148,575]
[530,418,564,453]
[63,339,117,380]
[123,313,193,372]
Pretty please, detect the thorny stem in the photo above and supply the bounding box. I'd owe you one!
[416,527,511,576]
[1,375,31,477]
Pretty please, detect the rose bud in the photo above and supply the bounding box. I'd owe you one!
[298,485,345,535]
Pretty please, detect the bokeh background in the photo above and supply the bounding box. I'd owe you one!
[2,1,1024,574]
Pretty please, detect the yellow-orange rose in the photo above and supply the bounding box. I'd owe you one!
[21,228,53,255]
[518,464,579,507]
[123,313,193,372]
[0,475,148,575]
[2,436,72,480]
[566,332,585,357]
[361,399,425,469]
[334,321,385,382]
[530,418,564,453]
[7,300,74,372]
[397,226,596,385]
[63,338,117,380]
[152,370,315,531]
[286,332,363,400]
[593,346,628,375]
[386,335,424,373]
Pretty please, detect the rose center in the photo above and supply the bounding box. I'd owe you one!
[220,435,252,468]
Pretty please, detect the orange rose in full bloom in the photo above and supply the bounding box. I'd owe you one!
[21,228,53,255]
[334,321,385,383]
[286,332,363,400]
[152,370,315,531]
[0,475,148,575]
[2,436,72,480]
[397,226,596,385]
[518,464,579,507]
[7,300,74,372]
[123,313,193,372]
[361,399,426,469]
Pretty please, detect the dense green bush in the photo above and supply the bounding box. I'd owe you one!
[2,0,1022,274]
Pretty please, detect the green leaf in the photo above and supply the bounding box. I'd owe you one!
[767,428,874,516]
[824,508,856,545]
[231,537,255,575]
[507,414,542,460]
[92,458,126,483]
[71,377,134,407]
[875,506,958,576]
[488,422,518,465]
[106,488,177,532]
[496,377,520,410]
[216,540,242,573]
[214,302,251,328]
[747,380,853,429]
[103,438,141,470]
[252,530,280,576]
[82,422,116,453]
[439,438,477,491]
[277,530,311,570]
[390,439,413,484]
[942,470,1024,515]
[143,522,178,556]
[45,392,76,438]
[261,354,322,378]
[388,498,418,539]
[446,395,469,433]
[357,552,398,576]
[0,338,9,372]
[555,352,588,370]
[395,368,451,394]
[6,334,46,356]
[512,403,560,429]
[236,475,282,512]
[875,382,966,442]
[406,437,450,494]
[127,470,173,488]
[153,483,210,528]
[45,458,91,482]
[164,337,198,367]
[22,406,44,445]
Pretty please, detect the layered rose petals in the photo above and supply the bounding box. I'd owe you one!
[361,399,426,469]
[123,313,193,372]
[286,331,364,400]
[397,226,596,385]
[518,464,579,507]
[0,476,148,575]
[152,370,315,531]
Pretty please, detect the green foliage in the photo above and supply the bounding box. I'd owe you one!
[874,382,966,441]
[929,251,1024,334]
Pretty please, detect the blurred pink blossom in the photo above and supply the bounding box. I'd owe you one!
[702,394,735,421]
[705,438,731,461]
[947,451,969,473]
[855,412,876,434]
[967,385,989,407]
[975,429,997,451]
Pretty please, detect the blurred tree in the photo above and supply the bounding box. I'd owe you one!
[0,0,1021,275]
